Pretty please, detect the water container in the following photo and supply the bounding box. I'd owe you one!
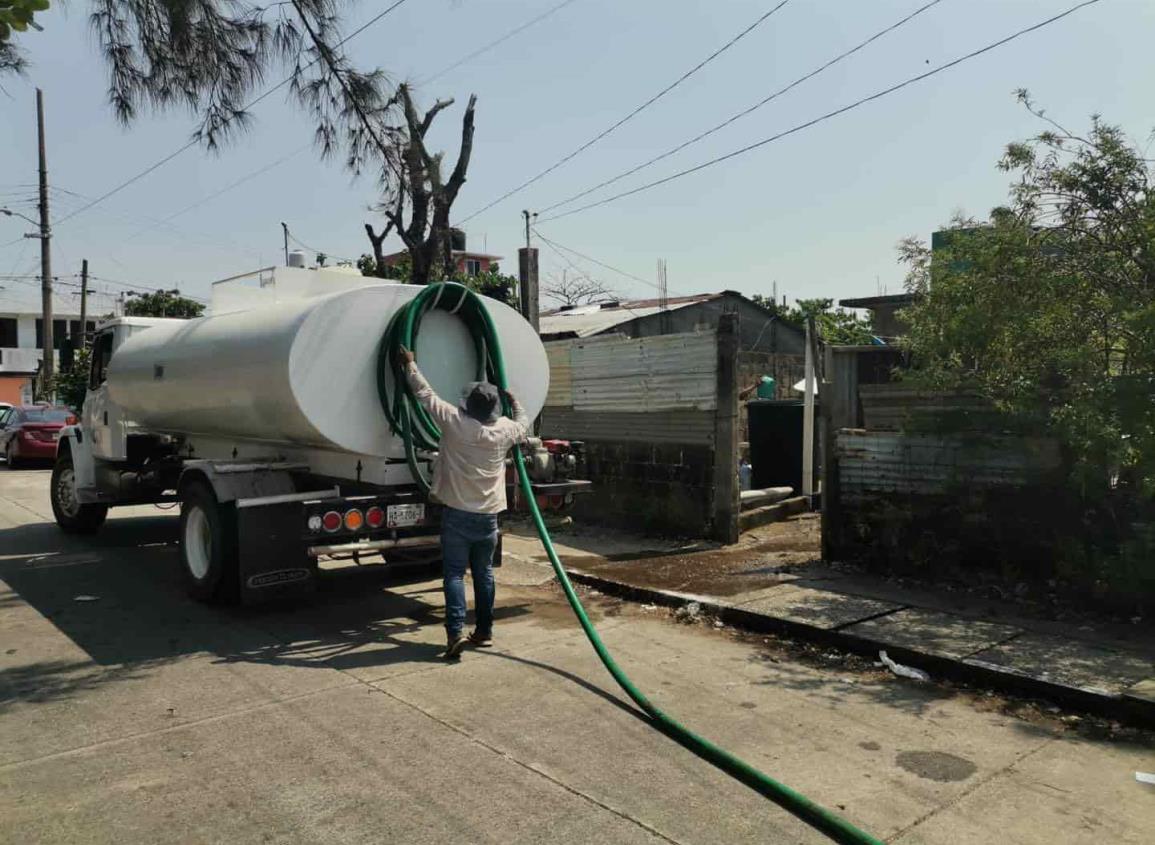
[755,375,776,399]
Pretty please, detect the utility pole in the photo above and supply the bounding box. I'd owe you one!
[518,210,539,331]
[35,88,54,388]
[281,222,289,265]
[79,259,89,348]
[802,317,817,502]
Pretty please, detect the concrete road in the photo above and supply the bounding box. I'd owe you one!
[1,466,1152,844]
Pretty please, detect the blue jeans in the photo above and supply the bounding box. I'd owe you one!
[440,507,498,638]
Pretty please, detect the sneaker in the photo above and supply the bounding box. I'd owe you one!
[444,633,468,660]
[468,629,493,648]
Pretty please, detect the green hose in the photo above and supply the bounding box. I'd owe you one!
[378,282,884,845]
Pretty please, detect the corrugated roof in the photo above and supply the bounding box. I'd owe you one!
[538,293,723,338]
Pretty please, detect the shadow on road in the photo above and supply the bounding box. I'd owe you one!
[0,515,532,710]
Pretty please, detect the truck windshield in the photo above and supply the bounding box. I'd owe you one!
[23,408,74,422]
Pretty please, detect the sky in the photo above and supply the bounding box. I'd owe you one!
[1,0,1153,316]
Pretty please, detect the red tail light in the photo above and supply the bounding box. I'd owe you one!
[366,506,385,528]
[321,511,342,532]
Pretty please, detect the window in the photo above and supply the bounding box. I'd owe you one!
[35,318,69,350]
[465,258,482,277]
[90,331,113,390]
[23,407,73,422]
[0,318,16,348]
[68,321,96,343]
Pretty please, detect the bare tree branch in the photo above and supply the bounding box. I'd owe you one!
[543,271,617,307]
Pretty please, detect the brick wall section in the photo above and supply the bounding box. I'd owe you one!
[572,442,715,537]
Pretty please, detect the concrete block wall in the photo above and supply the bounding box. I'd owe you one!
[541,317,740,543]
[573,442,715,537]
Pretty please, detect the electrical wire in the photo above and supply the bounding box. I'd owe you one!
[45,185,262,262]
[456,0,794,225]
[538,0,1102,223]
[532,228,654,289]
[120,144,312,245]
[49,0,414,230]
[419,0,582,86]
[539,0,949,214]
[88,274,209,303]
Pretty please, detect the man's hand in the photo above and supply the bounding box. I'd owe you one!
[398,346,415,366]
[501,387,517,406]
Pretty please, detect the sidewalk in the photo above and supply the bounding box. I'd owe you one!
[503,517,1155,726]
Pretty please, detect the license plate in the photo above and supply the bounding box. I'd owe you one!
[386,503,424,528]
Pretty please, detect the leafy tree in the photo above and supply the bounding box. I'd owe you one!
[463,266,517,308]
[0,0,47,73]
[124,289,205,318]
[357,252,515,308]
[54,346,90,411]
[750,294,874,345]
[4,0,401,199]
[899,92,1155,494]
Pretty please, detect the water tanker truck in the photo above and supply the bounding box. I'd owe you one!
[48,266,562,604]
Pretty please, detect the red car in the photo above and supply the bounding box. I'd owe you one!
[0,405,77,468]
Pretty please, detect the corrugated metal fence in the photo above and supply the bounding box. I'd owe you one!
[837,430,1061,501]
[537,326,737,541]
[542,330,718,444]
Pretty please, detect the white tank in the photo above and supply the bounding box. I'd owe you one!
[106,281,549,457]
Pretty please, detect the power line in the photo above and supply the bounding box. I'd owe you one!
[120,144,312,245]
[540,0,948,214]
[419,0,582,86]
[457,0,794,225]
[286,231,357,265]
[532,228,657,291]
[88,273,209,303]
[48,0,413,231]
[536,234,602,289]
[538,0,1102,223]
[34,183,260,264]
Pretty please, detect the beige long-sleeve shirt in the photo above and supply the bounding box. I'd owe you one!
[406,362,529,514]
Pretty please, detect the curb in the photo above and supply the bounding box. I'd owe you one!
[565,568,1155,729]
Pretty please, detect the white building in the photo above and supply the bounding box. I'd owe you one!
[0,307,96,405]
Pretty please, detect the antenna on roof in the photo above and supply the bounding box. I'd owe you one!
[657,258,668,311]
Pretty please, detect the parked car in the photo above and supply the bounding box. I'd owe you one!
[0,405,77,468]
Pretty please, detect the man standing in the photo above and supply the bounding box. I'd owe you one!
[401,348,529,659]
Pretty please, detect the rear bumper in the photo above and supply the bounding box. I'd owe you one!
[307,534,441,558]
[14,438,58,459]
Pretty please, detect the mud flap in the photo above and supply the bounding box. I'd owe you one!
[236,501,316,604]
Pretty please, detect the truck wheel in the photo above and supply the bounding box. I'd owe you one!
[179,480,239,604]
[50,454,108,534]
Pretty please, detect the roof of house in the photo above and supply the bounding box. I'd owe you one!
[538,292,733,339]
[839,293,916,309]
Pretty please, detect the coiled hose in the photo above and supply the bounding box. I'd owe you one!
[377,282,884,845]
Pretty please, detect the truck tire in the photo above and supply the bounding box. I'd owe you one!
[50,454,109,534]
[179,480,239,604]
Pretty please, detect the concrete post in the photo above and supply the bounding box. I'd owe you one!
[518,247,539,332]
[712,313,740,544]
[821,348,858,564]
